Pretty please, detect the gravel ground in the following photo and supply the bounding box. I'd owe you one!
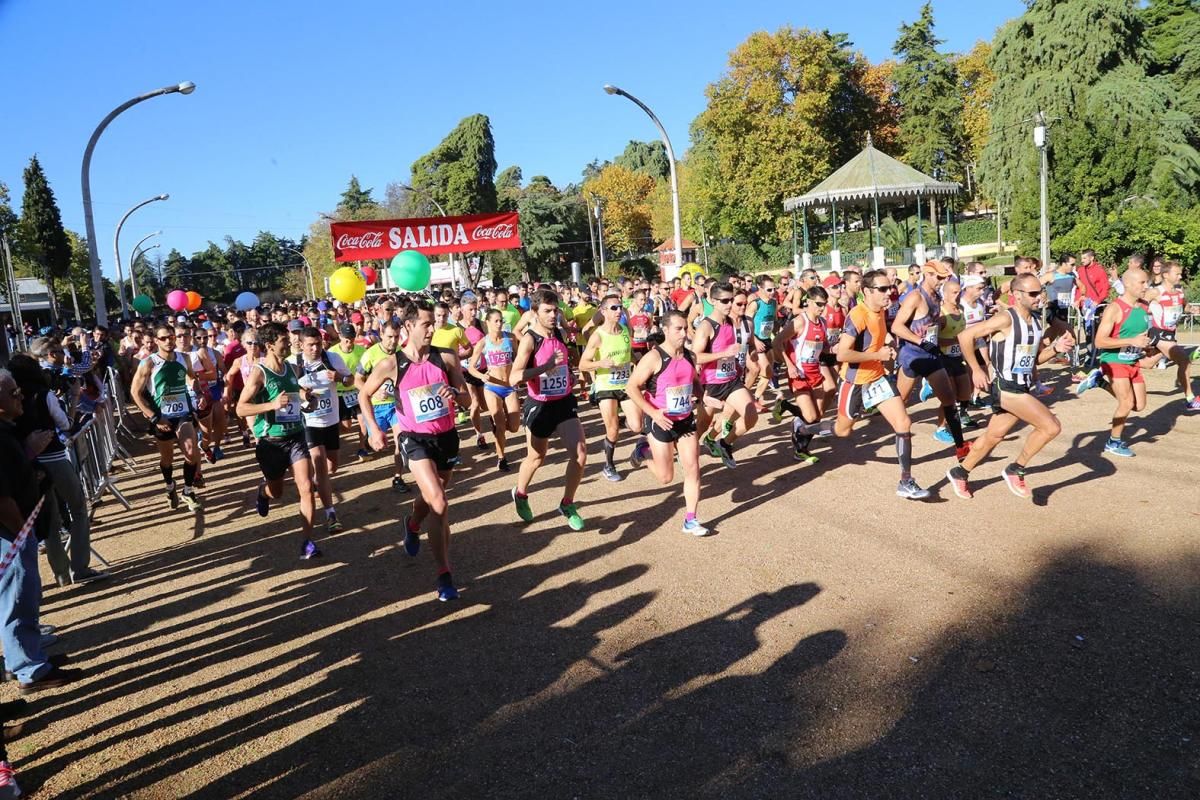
[7,361,1199,799]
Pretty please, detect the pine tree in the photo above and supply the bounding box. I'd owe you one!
[892,3,964,181]
[20,155,71,324]
[337,176,376,218]
[410,114,498,216]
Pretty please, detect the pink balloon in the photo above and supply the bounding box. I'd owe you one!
[167,290,189,312]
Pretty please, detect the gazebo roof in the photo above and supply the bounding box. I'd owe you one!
[783,136,960,211]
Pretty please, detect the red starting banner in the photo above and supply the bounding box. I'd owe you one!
[330,211,521,262]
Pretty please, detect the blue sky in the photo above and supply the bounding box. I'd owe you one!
[1,0,1021,283]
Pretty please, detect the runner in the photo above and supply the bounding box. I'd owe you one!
[356,320,409,492]
[510,288,588,531]
[292,326,350,534]
[224,326,261,448]
[193,326,228,463]
[891,260,971,461]
[746,274,778,409]
[578,294,645,481]
[130,325,203,512]
[236,322,321,558]
[833,270,930,499]
[456,294,490,448]
[947,273,1075,499]
[1146,261,1200,410]
[360,301,468,601]
[626,310,711,536]
[694,282,759,469]
[927,278,979,443]
[331,323,369,456]
[772,285,831,463]
[468,308,521,472]
[1077,267,1152,457]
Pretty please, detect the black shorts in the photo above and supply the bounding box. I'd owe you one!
[464,371,484,388]
[339,395,360,420]
[819,352,838,368]
[399,430,460,472]
[256,434,308,481]
[836,375,898,421]
[987,377,1031,410]
[899,344,945,379]
[702,380,742,404]
[754,335,772,349]
[150,415,194,442]
[1048,303,1071,323]
[590,389,628,405]
[522,394,578,440]
[941,353,968,377]
[1148,326,1176,346]
[304,424,341,451]
[650,414,696,443]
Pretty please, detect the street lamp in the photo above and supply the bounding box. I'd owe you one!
[604,84,683,280]
[129,238,161,298]
[284,246,316,300]
[399,183,458,289]
[114,195,167,317]
[81,81,195,322]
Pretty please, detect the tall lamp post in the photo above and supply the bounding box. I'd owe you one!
[114,195,168,316]
[399,183,456,289]
[604,84,683,280]
[81,80,195,322]
[128,230,161,298]
[284,246,316,300]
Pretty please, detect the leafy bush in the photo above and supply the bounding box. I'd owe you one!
[1054,207,1200,266]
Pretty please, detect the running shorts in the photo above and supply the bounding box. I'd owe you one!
[650,414,697,443]
[837,375,898,421]
[1101,362,1144,384]
[150,415,194,442]
[256,434,307,481]
[702,380,741,404]
[1148,326,1176,346]
[898,343,944,379]
[303,424,341,452]
[522,395,578,440]
[373,404,399,433]
[339,395,361,421]
[590,389,628,405]
[399,430,460,472]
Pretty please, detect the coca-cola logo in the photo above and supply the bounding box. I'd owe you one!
[335,232,383,250]
[472,223,515,241]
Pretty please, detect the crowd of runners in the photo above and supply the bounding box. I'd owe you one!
[114,255,1198,601]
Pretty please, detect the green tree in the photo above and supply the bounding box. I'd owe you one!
[1142,0,1200,119]
[337,176,376,217]
[613,140,669,180]
[63,230,95,317]
[496,165,523,212]
[892,3,964,182]
[20,155,71,324]
[190,242,237,301]
[690,27,877,243]
[410,114,498,216]
[161,248,192,292]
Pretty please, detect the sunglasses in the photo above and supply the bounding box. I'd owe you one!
[866,285,890,293]
[714,297,733,304]
[156,335,175,341]
[813,301,828,308]
[606,305,622,311]
[1017,289,1043,297]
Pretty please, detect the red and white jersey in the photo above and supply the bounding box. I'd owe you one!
[1149,287,1185,331]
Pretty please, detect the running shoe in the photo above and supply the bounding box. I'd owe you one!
[601,464,623,482]
[255,485,269,517]
[512,488,533,522]
[203,446,216,464]
[193,473,206,489]
[918,380,934,403]
[455,410,468,425]
[497,457,511,473]
[300,539,322,559]
[793,448,820,465]
[771,399,784,425]
[1104,438,1135,458]
[0,760,20,798]
[959,411,980,429]
[703,434,723,460]
[212,445,224,463]
[242,430,251,448]
[954,442,972,463]
[946,466,973,499]
[1002,464,1030,498]
[355,447,370,459]
[630,440,650,469]
[1075,368,1102,395]
[558,502,585,531]
[1032,382,1053,398]
[326,511,344,535]
[401,515,421,556]
[1191,347,1200,362]
[1184,396,1200,412]
[166,482,179,510]
[682,517,712,537]
[476,435,487,450]
[436,572,459,601]
[718,419,734,440]
[896,478,931,500]
[718,441,737,469]
[933,426,954,444]
[392,476,410,493]
[180,490,202,512]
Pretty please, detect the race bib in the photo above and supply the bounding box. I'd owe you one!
[379,378,396,401]
[921,325,938,345]
[862,376,895,410]
[1056,292,1072,307]
[798,340,821,365]
[160,392,189,419]
[826,327,842,344]
[715,357,737,380]
[540,366,569,398]
[1118,345,1143,362]
[608,364,630,388]
[408,382,450,424]
[756,318,773,338]
[1163,308,1181,329]
[304,387,337,425]
[1013,344,1036,375]
[946,343,962,357]
[664,384,693,415]
[485,349,511,368]
[341,388,359,408]
[276,393,301,423]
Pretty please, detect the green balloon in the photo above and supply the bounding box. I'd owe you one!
[132,294,154,314]
[389,250,432,292]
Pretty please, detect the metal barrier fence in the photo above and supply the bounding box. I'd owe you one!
[60,367,141,519]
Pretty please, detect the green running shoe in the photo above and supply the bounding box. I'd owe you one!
[512,488,533,522]
[558,502,585,531]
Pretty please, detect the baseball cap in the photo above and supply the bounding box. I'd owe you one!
[201,321,214,330]
[961,275,985,288]
[922,259,954,277]
[298,315,312,326]
[350,311,364,324]
[822,275,844,289]
[338,323,356,338]
[286,320,303,332]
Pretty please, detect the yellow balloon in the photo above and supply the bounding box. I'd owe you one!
[329,266,366,303]
[678,263,708,278]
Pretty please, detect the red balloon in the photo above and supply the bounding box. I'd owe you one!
[360,266,377,285]
[185,291,202,311]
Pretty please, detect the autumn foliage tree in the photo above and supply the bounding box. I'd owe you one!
[582,165,655,257]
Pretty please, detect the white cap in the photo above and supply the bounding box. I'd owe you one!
[961,275,985,288]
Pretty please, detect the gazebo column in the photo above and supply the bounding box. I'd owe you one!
[801,208,812,271]
[946,201,957,260]
[872,193,885,268]
[915,194,927,264]
[829,201,841,272]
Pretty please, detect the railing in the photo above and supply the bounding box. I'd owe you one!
[61,367,140,519]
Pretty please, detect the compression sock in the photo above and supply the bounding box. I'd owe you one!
[603,437,617,469]
[943,406,965,447]
[160,464,173,485]
[182,463,197,488]
[895,432,914,479]
[781,400,803,418]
